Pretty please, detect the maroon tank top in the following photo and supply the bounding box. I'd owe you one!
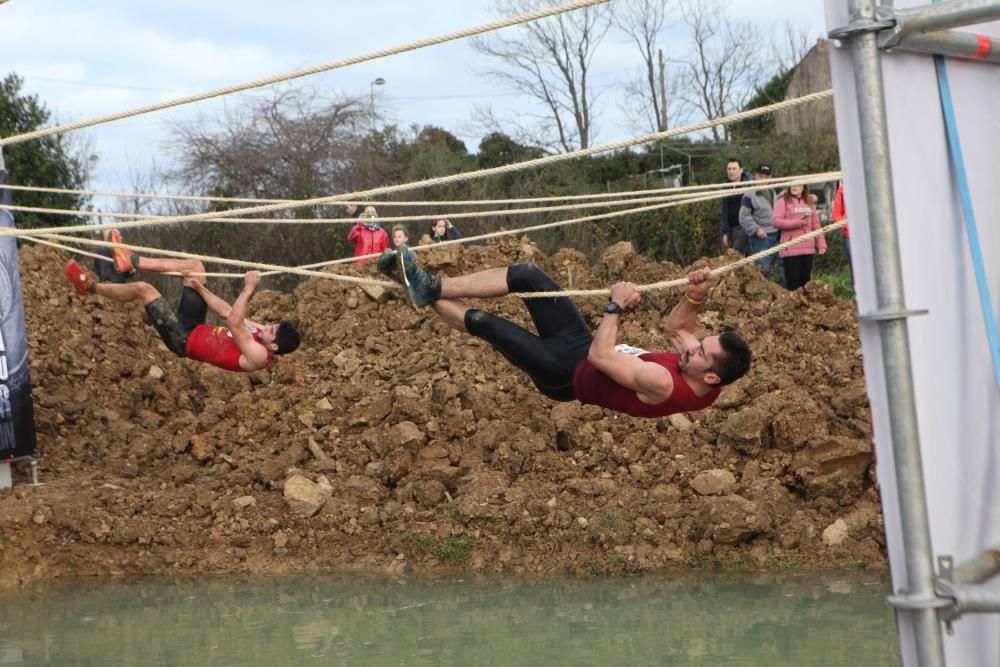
[572,351,720,418]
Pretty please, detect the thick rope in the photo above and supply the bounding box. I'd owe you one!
[268,171,841,274]
[0,171,842,207]
[0,0,609,147]
[510,221,849,298]
[30,233,399,287]
[18,172,837,280]
[0,173,838,227]
[15,180,845,293]
[0,90,834,239]
[20,221,849,299]
[19,236,242,278]
[23,236,111,264]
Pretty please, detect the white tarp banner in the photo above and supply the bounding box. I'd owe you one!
[825,1,1000,664]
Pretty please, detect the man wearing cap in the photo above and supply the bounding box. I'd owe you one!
[739,164,781,279]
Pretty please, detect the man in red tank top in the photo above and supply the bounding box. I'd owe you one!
[65,230,300,372]
[377,248,751,418]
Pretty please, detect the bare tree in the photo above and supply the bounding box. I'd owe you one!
[672,0,771,142]
[775,19,814,73]
[168,86,366,206]
[471,0,613,152]
[614,0,679,133]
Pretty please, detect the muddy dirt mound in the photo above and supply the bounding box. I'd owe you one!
[0,240,883,587]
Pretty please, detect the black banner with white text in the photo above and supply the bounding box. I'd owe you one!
[0,169,37,460]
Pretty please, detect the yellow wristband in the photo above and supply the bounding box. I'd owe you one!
[685,293,704,306]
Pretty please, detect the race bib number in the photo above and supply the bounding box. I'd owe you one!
[614,343,649,357]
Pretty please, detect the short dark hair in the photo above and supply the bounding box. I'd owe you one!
[726,157,742,166]
[712,331,751,385]
[274,320,301,355]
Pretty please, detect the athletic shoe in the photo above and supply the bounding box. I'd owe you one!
[109,229,134,274]
[376,249,399,281]
[396,245,441,308]
[65,260,93,296]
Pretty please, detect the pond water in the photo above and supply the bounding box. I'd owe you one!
[0,573,898,666]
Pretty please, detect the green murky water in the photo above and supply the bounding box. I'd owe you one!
[0,574,898,666]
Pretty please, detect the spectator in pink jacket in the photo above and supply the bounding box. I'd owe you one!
[772,184,826,290]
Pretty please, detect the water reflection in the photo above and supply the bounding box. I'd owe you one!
[0,573,898,666]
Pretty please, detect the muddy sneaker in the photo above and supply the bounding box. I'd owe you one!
[109,229,135,274]
[376,249,399,281]
[396,245,441,308]
[65,260,93,296]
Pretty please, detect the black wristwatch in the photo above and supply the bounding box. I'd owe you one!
[605,301,625,315]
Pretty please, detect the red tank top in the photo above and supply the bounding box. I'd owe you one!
[185,324,273,372]
[572,351,721,418]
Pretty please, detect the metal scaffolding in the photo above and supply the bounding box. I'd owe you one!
[829,1,1000,665]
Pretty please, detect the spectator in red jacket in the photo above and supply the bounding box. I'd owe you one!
[347,205,390,264]
[832,183,852,282]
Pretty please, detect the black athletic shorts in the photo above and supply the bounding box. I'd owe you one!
[464,263,593,401]
[145,286,208,357]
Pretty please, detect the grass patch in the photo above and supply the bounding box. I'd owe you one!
[596,510,628,532]
[408,534,475,566]
[585,556,643,578]
[813,266,855,300]
[0,530,8,545]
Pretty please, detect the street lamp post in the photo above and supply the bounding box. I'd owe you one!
[369,77,386,130]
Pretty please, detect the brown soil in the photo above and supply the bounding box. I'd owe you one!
[0,239,884,588]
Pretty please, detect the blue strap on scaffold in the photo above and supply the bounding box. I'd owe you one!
[933,54,1000,392]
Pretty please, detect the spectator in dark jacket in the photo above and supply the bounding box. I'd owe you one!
[720,158,751,256]
[430,218,462,243]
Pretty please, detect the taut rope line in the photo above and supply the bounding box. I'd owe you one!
[0,0,609,147]
[0,171,842,207]
[21,221,849,297]
[0,90,834,239]
[17,172,836,278]
[259,172,841,275]
[17,177,845,291]
[510,221,849,298]
[0,172,839,227]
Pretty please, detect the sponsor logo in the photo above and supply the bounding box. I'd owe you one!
[0,327,15,451]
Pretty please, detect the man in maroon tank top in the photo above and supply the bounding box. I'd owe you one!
[378,248,751,418]
[65,230,300,372]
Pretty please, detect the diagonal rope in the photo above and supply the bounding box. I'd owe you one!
[28,232,398,287]
[0,90,834,239]
[511,221,849,298]
[0,172,838,227]
[0,0,609,147]
[0,171,842,207]
[16,175,844,290]
[19,172,836,279]
[19,221,849,298]
[268,172,840,275]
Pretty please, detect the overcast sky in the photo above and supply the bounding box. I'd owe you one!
[0,0,827,202]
